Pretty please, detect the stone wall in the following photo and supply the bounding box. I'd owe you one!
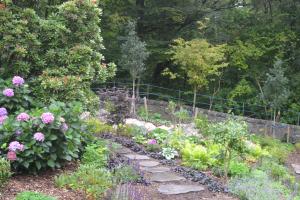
[138,99,300,143]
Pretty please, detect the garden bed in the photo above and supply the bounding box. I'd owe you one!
[0,162,86,200]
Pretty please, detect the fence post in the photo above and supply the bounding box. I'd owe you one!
[242,103,245,115]
[178,90,181,105]
[144,97,148,119]
[287,125,290,143]
[146,84,150,99]
[298,113,300,126]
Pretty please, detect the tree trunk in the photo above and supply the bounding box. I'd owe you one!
[131,78,136,115]
[193,87,197,113]
[136,77,141,100]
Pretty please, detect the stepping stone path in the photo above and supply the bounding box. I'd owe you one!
[123,150,208,196]
[140,166,170,173]
[124,154,150,160]
[150,172,185,182]
[139,161,160,167]
[292,164,300,174]
[158,184,205,195]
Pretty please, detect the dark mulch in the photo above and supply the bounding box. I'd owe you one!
[0,162,87,200]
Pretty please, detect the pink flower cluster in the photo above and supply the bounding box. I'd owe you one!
[34,132,45,142]
[12,76,25,86]
[16,112,30,122]
[148,139,157,145]
[7,141,24,161]
[41,112,55,124]
[3,88,14,97]
[0,107,8,125]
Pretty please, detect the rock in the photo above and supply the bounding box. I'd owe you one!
[150,172,185,182]
[124,154,150,160]
[144,122,156,132]
[180,123,198,136]
[158,184,205,195]
[125,118,145,127]
[140,166,170,173]
[139,161,160,167]
[80,112,91,120]
[158,125,173,132]
[116,148,132,154]
[292,164,300,174]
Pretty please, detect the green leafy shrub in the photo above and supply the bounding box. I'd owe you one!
[55,164,113,199]
[228,161,250,177]
[229,170,289,200]
[181,142,220,170]
[81,142,108,168]
[148,128,169,144]
[86,118,114,135]
[209,118,249,178]
[112,165,140,184]
[194,114,210,136]
[0,157,11,187]
[174,107,190,124]
[295,143,300,151]
[15,191,57,200]
[162,147,178,160]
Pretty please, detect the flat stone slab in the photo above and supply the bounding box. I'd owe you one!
[124,154,150,160]
[116,148,132,154]
[158,184,205,195]
[139,161,160,167]
[141,166,171,173]
[292,164,300,174]
[150,172,185,182]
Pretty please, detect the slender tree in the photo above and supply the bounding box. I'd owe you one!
[169,38,227,112]
[263,59,290,122]
[119,21,149,114]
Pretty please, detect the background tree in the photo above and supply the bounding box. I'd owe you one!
[263,60,290,122]
[119,21,149,114]
[168,38,227,112]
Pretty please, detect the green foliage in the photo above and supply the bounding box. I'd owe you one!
[85,118,114,135]
[229,170,286,200]
[56,164,113,199]
[228,161,250,177]
[15,191,57,200]
[148,128,169,144]
[181,141,220,170]
[0,157,11,188]
[208,118,249,178]
[263,59,290,111]
[81,142,109,168]
[194,115,210,136]
[137,107,171,125]
[161,147,178,160]
[112,165,140,184]
[174,107,190,124]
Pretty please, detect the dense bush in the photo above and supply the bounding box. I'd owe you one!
[15,191,57,200]
[81,142,109,168]
[0,76,92,173]
[0,157,11,187]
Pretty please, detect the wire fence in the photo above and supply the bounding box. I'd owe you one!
[92,80,300,126]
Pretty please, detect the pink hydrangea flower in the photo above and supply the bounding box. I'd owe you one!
[15,130,22,136]
[16,113,30,122]
[0,107,7,116]
[41,112,55,124]
[8,141,23,152]
[34,132,45,142]
[7,151,17,161]
[148,139,157,145]
[3,88,14,97]
[60,123,69,133]
[0,115,8,125]
[12,76,25,86]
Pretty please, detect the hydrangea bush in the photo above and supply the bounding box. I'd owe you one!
[0,77,91,173]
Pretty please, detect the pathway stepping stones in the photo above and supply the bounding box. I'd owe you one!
[140,166,170,173]
[150,172,185,182]
[116,148,132,154]
[139,161,160,167]
[158,184,205,195]
[124,154,150,160]
[292,164,300,174]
